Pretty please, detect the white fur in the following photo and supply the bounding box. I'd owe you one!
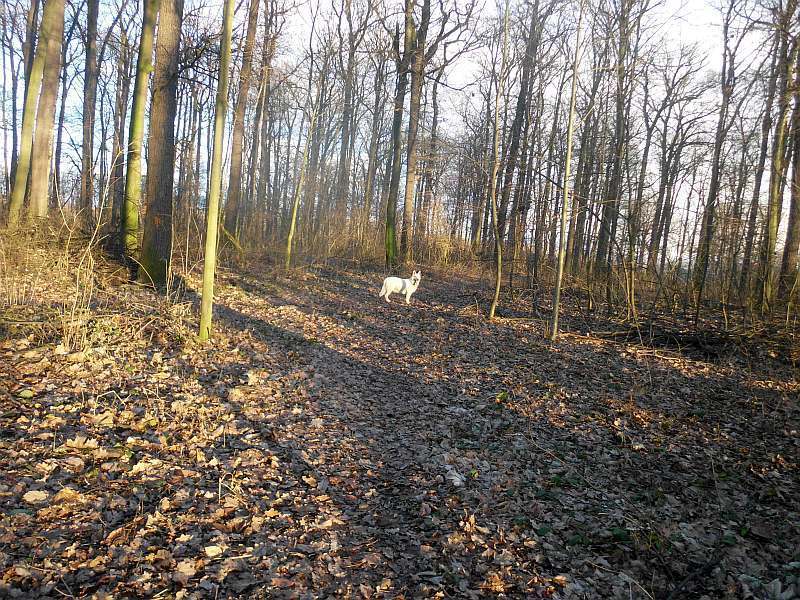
[379,271,421,304]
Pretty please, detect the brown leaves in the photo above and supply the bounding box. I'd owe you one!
[1,266,798,598]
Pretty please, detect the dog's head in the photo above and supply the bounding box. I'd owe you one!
[411,271,421,285]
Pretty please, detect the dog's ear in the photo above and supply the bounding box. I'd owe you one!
[414,270,421,278]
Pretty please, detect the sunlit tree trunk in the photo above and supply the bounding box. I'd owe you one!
[550,0,584,340]
[122,0,159,261]
[199,0,234,341]
[488,0,509,320]
[386,7,414,269]
[28,0,65,220]
[778,49,800,302]
[7,0,47,225]
[759,0,798,313]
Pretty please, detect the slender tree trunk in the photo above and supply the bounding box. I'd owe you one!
[222,0,259,239]
[139,0,184,287]
[550,0,584,340]
[488,0,510,320]
[7,0,48,224]
[594,2,629,288]
[363,54,387,239]
[54,12,79,207]
[693,6,737,306]
[760,7,798,312]
[122,0,159,261]
[199,0,234,341]
[0,12,9,196]
[334,43,357,223]
[79,0,100,225]
[110,33,131,238]
[286,108,318,269]
[497,5,540,243]
[386,11,414,269]
[740,45,779,295]
[400,0,429,263]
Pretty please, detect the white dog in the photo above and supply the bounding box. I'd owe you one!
[379,271,421,304]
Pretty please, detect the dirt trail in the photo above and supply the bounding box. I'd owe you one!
[1,265,798,599]
[213,266,800,598]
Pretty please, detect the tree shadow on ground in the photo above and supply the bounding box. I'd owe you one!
[192,271,798,599]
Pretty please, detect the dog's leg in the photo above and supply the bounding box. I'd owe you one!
[385,291,392,303]
[405,293,411,304]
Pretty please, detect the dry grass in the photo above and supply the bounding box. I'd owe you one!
[0,218,195,353]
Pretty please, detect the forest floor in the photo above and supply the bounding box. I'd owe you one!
[1,243,799,599]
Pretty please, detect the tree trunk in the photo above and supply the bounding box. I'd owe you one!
[222,0,259,239]
[122,0,159,262]
[199,0,234,341]
[740,43,779,296]
[400,0,429,263]
[594,1,629,286]
[79,0,100,225]
[28,0,65,220]
[7,0,47,225]
[778,49,800,301]
[759,3,798,313]
[550,0,584,340]
[692,3,740,306]
[386,9,414,269]
[488,1,510,321]
[110,33,131,239]
[139,0,184,287]
[497,4,540,243]
[362,53,387,240]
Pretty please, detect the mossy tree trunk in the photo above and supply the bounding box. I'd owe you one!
[122,0,159,262]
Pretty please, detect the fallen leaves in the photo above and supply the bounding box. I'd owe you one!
[21,490,49,504]
[0,264,797,599]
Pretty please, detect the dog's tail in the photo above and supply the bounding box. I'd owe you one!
[378,280,387,298]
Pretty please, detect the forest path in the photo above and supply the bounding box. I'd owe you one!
[1,265,797,599]
[209,265,799,599]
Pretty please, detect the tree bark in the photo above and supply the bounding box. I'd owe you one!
[79,0,100,225]
[139,0,184,287]
[386,8,415,269]
[740,42,779,296]
[550,0,584,340]
[110,33,131,239]
[222,0,259,239]
[778,49,800,301]
[122,0,159,262]
[7,0,47,224]
[199,0,234,341]
[759,1,798,312]
[28,0,65,220]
